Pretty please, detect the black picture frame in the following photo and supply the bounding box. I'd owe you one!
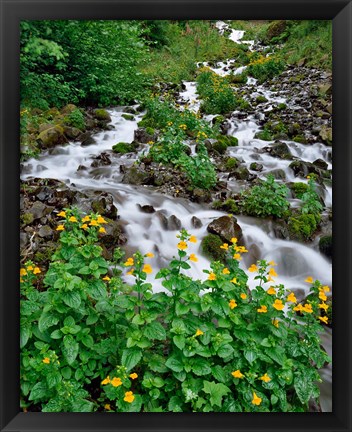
[1,1,351,431]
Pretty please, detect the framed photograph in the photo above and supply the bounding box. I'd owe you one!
[1,0,351,431]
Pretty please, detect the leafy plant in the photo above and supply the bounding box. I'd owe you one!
[247,56,285,83]
[300,176,323,217]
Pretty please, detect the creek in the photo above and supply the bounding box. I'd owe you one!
[21,20,332,411]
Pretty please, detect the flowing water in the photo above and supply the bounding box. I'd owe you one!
[21,21,332,411]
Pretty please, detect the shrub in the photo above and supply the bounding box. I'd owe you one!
[247,56,285,83]
[225,158,239,171]
[288,214,319,241]
[300,177,323,217]
[290,182,308,199]
[64,108,85,130]
[112,142,136,154]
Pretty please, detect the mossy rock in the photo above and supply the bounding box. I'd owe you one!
[213,135,239,154]
[137,118,151,128]
[93,109,111,122]
[211,198,239,214]
[256,95,268,104]
[112,142,137,154]
[254,129,272,141]
[249,162,263,172]
[293,135,307,144]
[21,212,34,227]
[319,235,332,259]
[212,115,225,126]
[60,104,78,115]
[265,20,287,43]
[225,157,239,171]
[290,182,309,199]
[36,125,68,149]
[229,73,247,84]
[122,113,135,121]
[145,127,155,136]
[288,213,318,241]
[276,103,287,110]
[201,234,227,262]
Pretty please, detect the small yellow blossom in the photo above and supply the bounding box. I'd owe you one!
[33,267,41,275]
[252,391,262,405]
[57,211,66,218]
[240,293,247,300]
[189,235,197,243]
[89,220,99,226]
[293,304,304,312]
[124,257,134,267]
[82,215,90,222]
[248,264,258,273]
[103,276,111,281]
[101,376,111,385]
[220,243,229,250]
[126,270,134,276]
[302,303,313,313]
[195,329,204,337]
[145,252,154,258]
[56,225,65,231]
[287,292,297,303]
[319,302,329,311]
[189,254,198,262]
[42,357,50,364]
[99,227,106,234]
[229,299,238,309]
[177,241,188,250]
[273,299,284,311]
[322,285,330,293]
[97,216,107,224]
[272,319,279,328]
[319,291,327,302]
[257,305,268,313]
[222,268,230,275]
[259,373,271,383]
[20,268,27,276]
[319,316,328,324]
[267,287,276,295]
[208,273,216,281]
[230,237,238,244]
[268,268,278,277]
[124,391,135,403]
[233,253,242,260]
[230,277,238,284]
[232,370,244,379]
[305,276,314,283]
[129,373,138,380]
[111,377,122,387]
[104,404,111,410]
[26,265,34,271]
[68,216,78,223]
[81,224,88,230]
[268,260,277,266]
[142,264,153,274]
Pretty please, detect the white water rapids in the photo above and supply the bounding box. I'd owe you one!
[21,21,332,411]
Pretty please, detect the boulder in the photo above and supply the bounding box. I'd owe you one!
[138,204,155,213]
[93,109,111,122]
[263,141,292,159]
[36,125,68,149]
[134,127,155,144]
[228,166,251,181]
[122,166,154,186]
[207,215,243,244]
[38,225,54,239]
[28,201,54,220]
[63,126,82,140]
[61,104,78,115]
[79,132,96,146]
[319,235,332,259]
[191,216,202,229]
[91,194,118,220]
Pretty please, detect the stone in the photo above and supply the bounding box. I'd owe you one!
[228,166,250,181]
[63,126,82,140]
[134,127,155,144]
[61,104,78,115]
[191,216,202,228]
[168,215,182,231]
[249,162,263,172]
[28,201,54,220]
[93,109,111,122]
[138,204,155,213]
[38,225,54,239]
[319,235,332,259]
[207,215,243,244]
[36,125,68,149]
[122,166,154,186]
[79,132,96,146]
[263,141,292,159]
[313,159,328,170]
[319,126,332,145]
[91,194,118,220]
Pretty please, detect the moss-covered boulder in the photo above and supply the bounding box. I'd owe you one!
[288,214,319,241]
[265,20,287,43]
[254,129,272,141]
[211,198,239,214]
[225,157,239,171]
[249,162,263,172]
[228,166,251,181]
[122,113,135,121]
[201,234,227,262]
[207,215,243,244]
[319,126,332,146]
[36,125,68,149]
[263,141,292,160]
[256,95,268,104]
[93,109,111,122]
[112,142,137,154]
[60,104,78,115]
[122,166,154,186]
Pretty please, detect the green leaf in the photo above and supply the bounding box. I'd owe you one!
[87,280,107,300]
[294,374,314,405]
[62,335,79,365]
[168,396,183,412]
[81,334,94,348]
[121,348,142,371]
[173,335,185,350]
[202,381,230,407]
[46,371,62,389]
[217,344,234,359]
[244,349,257,364]
[86,313,99,325]
[191,358,212,376]
[217,317,231,328]
[175,302,190,316]
[75,368,85,381]
[38,313,59,333]
[165,356,184,373]
[211,365,228,383]
[50,329,62,339]
[265,346,286,366]
[20,325,31,348]
[28,381,47,401]
[222,397,243,412]
[62,291,81,309]
[71,399,94,412]
[148,355,168,373]
[61,366,72,379]
[144,321,166,340]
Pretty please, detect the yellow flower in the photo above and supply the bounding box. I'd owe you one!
[89,220,99,226]
[273,299,284,311]
[293,304,304,312]
[99,227,106,234]
[305,276,314,283]
[257,305,268,313]
[145,252,154,258]
[220,243,229,250]
[129,373,138,380]
[20,268,27,276]
[189,254,198,262]
[208,273,216,281]
[33,267,41,275]
[319,291,327,302]
[111,377,122,387]
[142,264,153,274]
[97,216,107,224]
[240,293,247,300]
[195,329,204,337]
[82,215,90,222]
[20,278,24,283]
[272,319,279,328]
[252,391,262,405]
[101,376,111,385]
[248,264,258,273]
[259,373,271,383]
[56,225,65,231]
[124,257,134,267]
[81,224,88,230]
[235,246,248,253]
[231,370,244,379]
[189,235,197,243]
[124,391,135,403]
[104,404,111,410]
[268,260,277,266]
[233,253,242,260]
[126,270,134,276]
[26,265,34,271]
[222,268,230,275]
[268,268,278,277]
[267,286,276,295]
[287,292,297,303]
[42,357,50,364]
[267,276,275,283]
[57,211,66,218]
[322,285,330,293]
[68,216,78,223]
[230,278,239,285]
[302,303,313,313]
[103,276,111,281]
[319,302,329,311]
[229,299,238,309]
[319,316,328,324]
[177,241,188,250]
[230,237,238,244]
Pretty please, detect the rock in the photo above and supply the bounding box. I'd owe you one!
[207,215,243,244]
[263,141,292,159]
[134,127,155,144]
[91,152,111,167]
[318,83,332,96]
[122,113,135,121]
[138,204,155,213]
[289,160,322,178]
[168,215,182,231]
[93,109,111,122]
[123,106,137,114]
[100,220,127,251]
[61,104,78,115]
[249,162,263,172]
[79,132,96,146]
[37,125,68,149]
[228,166,251,181]
[191,216,202,229]
[267,169,286,180]
[63,126,82,140]
[201,234,227,263]
[20,232,28,249]
[319,126,332,145]
[28,201,54,220]
[191,188,212,203]
[265,20,287,42]
[38,225,54,239]
[112,142,138,154]
[122,166,154,186]
[319,235,332,259]
[91,194,118,220]
[326,103,332,114]
[155,211,168,229]
[313,159,328,170]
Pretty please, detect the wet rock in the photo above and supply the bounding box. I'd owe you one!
[134,127,156,144]
[28,201,54,220]
[249,162,263,172]
[318,126,332,145]
[122,166,154,186]
[63,126,82,140]
[77,165,88,171]
[207,215,243,244]
[91,193,118,220]
[93,109,111,122]
[191,216,202,229]
[267,169,286,180]
[37,125,68,149]
[138,204,155,213]
[91,152,111,167]
[155,211,168,229]
[38,225,54,239]
[79,132,96,146]
[288,160,322,179]
[168,215,182,231]
[263,141,292,159]
[153,171,174,187]
[228,166,251,181]
[123,106,137,114]
[191,188,212,203]
[100,220,127,252]
[112,142,138,154]
[20,232,28,249]
[313,159,328,170]
[122,113,135,121]
[319,235,332,259]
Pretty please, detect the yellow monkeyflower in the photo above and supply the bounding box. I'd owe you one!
[302,303,313,313]
[259,373,271,383]
[126,270,134,276]
[129,373,138,380]
[101,376,111,385]
[230,237,238,244]
[97,216,107,224]
[20,268,27,276]
[189,235,197,243]
[81,224,88,230]
[42,357,50,364]
[111,377,122,387]
[177,241,188,250]
[293,304,304,312]
[195,329,204,337]
[268,260,277,266]
[56,225,65,231]
[145,252,154,258]
[26,265,34,271]
[322,285,330,293]
[233,253,242,260]
[319,302,329,311]
[220,243,229,250]
[272,319,279,328]
[189,254,198,262]
[33,267,41,275]
[99,227,106,234]
[273,299,284,311]
[68,216,78,223]
[89,220,99,226]
[57,211,66,218]
[142,264,153,274]
[319,291,327,302]
[124,391,135,403]
[248,264,258,273]
[82,215,90,222]
[252,392,262,405]
[240,293,247,300]
[104,404,111,410]
[305,276,314,283]
[287,292,297,303]
[319,316,328,324]
[232,370,244,379]
[267,286,276,295]
[257,305,268,313]
[222,268,230,275]
[229,299,238,309]
[230,277,238,284]
[268,268,278,277]
[124,257,134,267]
[208,273,216,281]
[102,276,111,281]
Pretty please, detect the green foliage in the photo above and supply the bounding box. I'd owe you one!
[247,56,285,83]
[300,177,323,217]
[290,182,308,199]
[21,223,331,412]
[242,175,290,218]
[112,143,136,154]
[201,234,227,262]
[288,214,319,241]
[225,157,239,171]
[64,109,85,130]
[255,129,273,141]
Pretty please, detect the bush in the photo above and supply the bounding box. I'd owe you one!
[288,214,319,241]
[20,221,331,412]
[300,177,323,217]
[290,182,308,199]
[64,108,85,130]
[247,56,285,83]
[242,175,290,218]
